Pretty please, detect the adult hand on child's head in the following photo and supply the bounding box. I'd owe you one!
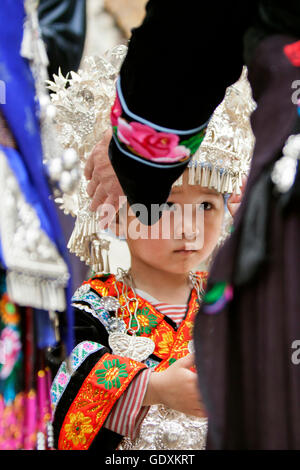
[227,176,247,218]
[143,354,207,418]
[85,128,124,229]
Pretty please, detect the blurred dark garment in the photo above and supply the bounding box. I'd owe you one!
[38,0,86,78]
[244,0,300,63]
[194,0,300,450]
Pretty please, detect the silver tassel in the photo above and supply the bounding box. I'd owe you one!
[188,162,196,185]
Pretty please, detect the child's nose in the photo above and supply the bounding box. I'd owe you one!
[174,221,201,239]
[183,225,200,240]
[184,229,199,240]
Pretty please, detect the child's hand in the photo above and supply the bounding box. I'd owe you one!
[143,354,207,418]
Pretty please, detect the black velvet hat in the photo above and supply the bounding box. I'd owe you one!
[108,0,259,224]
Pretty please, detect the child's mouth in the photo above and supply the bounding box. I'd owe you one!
[174,249,198,255]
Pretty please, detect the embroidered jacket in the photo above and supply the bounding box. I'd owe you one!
[50,272,207,450]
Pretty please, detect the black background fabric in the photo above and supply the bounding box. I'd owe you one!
[109,0,260,217]
[38,0,86,78]
[120,0,258,130]
[194,2,300,449]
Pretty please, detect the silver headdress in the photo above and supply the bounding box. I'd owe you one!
[47,46,128,273]
[175,66,257,195]
[49,50,256,273]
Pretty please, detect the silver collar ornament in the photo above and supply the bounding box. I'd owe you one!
[108,269,156,363]
[108,269,205,363]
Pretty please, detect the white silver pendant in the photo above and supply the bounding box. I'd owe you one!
[108,332,155,362]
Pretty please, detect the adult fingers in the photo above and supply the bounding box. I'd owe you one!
[84,152,95,181]
[89,183,107,212]
[86,174,101,198]
[84,128,113,180]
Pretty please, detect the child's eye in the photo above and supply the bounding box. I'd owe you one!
[199,202,213,211]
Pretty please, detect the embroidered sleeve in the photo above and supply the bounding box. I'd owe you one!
[57,353,147,450]
[104,367,152,439]
[51,340,105,415]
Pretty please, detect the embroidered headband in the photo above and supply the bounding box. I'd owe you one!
[111,78,208,167]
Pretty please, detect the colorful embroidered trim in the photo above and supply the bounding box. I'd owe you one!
[86,272,207,361]
[203,282,233,315]
[72,285,113,330]
[58,353,146,450]
[284,40,300,67]
[110,80,207,166]
[51,341,104,414]
[154,289,200,373]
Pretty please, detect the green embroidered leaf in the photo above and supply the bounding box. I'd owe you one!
[180,130,206,154]
[118,371,128,378]
[81,349,88,359]
[106,381,113,390]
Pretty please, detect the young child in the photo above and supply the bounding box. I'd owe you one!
[49,67,256,451]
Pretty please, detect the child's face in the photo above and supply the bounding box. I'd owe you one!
[119,172,225,275]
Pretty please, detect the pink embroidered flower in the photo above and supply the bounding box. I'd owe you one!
[117,118,191,163]
[58,372,68,386]
[0,327,21,380]
[110,94,122,127]
[83,342,95,351]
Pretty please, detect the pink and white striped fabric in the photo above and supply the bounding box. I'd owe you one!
[151,302,186,327]
[105,368,152,438]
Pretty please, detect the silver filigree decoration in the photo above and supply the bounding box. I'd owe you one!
[47,46,128,271]
[108,332,155,362]
[106,317,126,334]
[175,66,256,195]
[98,296,120,312]
[271,134,300,193]
[119,405,208,450]
[0,151,69,311]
